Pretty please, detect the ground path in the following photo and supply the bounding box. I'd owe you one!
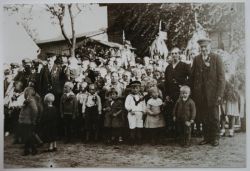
[4,133,246,168]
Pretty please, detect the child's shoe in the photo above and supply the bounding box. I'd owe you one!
[129,139,135,146]
[5,132,9,137]
[48,149,53,152]
[229,129,234,137]
[150,139,156,146]
[31,149,38,155]
[219,129,226,137]
[118,136,123,143]
[183,143,191,148]
[136,139,142,145]
[22,150,30,156]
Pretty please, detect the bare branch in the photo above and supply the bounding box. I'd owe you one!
[45,4,72,46]
[68,4,76,56]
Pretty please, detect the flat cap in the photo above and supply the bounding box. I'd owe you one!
[108,88,118,95]
[22,58,32,64]
[129,81,141,86]
[4,69,11,75]
[46,52,56,58]
[10,62,20,68]
[197,38,212,46]
[32,59,43,65]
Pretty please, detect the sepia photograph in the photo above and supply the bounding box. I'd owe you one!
[1,0,247,169]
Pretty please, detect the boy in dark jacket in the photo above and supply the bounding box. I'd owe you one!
[173,85,196,147]
[60,82,78,143]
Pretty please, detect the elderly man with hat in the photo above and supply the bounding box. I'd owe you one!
[38,52,65,137]
[190,38,225,146]
[38,52,63,102]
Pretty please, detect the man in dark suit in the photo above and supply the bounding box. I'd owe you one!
[38,53,64,106]
[40,53,63,96]
[39,53,65,138]
[164,47,191,137]
[190,38,225,146]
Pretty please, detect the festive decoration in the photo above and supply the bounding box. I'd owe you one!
[149,20,168,59]
[186,22,208,57]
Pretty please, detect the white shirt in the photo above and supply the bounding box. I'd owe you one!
[125,94,146,113]
[76,92,88,104]
[172,61,180,69]
[82,92,102,114]
[8,92,25,108]
[147,98,163,107]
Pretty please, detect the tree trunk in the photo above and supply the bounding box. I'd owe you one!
[68,4,76,58]
[58,17,72,47]
[57,5,72,47]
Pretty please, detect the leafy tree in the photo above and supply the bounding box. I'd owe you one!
[107,3,244,57]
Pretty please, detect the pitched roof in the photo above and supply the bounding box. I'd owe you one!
[36,28,107,44]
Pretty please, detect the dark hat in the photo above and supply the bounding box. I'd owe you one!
[22,58,32,64]
[129,81,141,86]
[10,62,20,68]
[46,52,56,58]
[32,59,42,65]
[108,88,118,95]
[55,55,63,65]
[197,38,211,46]
[4,69,11,75]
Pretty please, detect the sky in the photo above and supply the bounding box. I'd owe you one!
[3,3,108,42]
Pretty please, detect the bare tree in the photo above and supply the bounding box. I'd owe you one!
[45,3,88,57]
[4,4,38,41]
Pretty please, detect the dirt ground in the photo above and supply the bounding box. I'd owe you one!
[4,132,246,168]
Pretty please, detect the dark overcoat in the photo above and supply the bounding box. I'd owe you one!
[164,61,191,102]
[190,53,225,108]
[38,64,63,97]
[104,99,125,128]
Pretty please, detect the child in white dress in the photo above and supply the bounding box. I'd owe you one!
[145,87,165,145]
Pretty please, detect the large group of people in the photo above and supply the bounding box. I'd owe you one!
[4,37,243,156]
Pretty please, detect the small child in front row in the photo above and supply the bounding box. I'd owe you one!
[103,88,125,144]
[82,84,102,141]
[173,85,196,147]
[41,93,57,152]
[144,87,165,145]
[60,82,78,143]
[125,81,146,145]
[76,82,88,139]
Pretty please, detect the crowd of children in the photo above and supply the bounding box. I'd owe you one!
[3,46,243,156]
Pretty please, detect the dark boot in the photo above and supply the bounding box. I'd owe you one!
[22,149,30,156]
[136,128,143,145]
[31,148,38,155]
[94,130,99,141]
[129,129,136,145]
[85,131,90,142]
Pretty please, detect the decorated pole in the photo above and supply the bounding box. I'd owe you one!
[122,30,126,45]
